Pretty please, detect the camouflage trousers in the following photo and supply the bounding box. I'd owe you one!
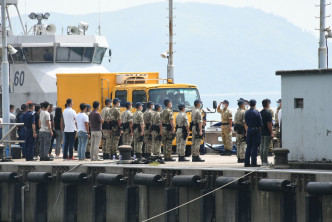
[122,130,133,146]
[133,129,143,154]
[110,129,120,154]
[151,131,161,156]
[273,127,281,148]
[176,129,186,156]
[221,125,232,151]
[144,131,153,154]
[162,127,174,159]
[236,133,246,159]
[191,126,202,157]
[102,130,111,153]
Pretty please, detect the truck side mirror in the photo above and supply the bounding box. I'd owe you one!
[213,101,217,109]
[109,49,112,57]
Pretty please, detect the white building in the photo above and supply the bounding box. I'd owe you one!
[276,69,332,162]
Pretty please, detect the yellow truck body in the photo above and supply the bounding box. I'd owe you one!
[56,72,202,147]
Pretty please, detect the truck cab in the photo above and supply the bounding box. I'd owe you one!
[112,83,201,147]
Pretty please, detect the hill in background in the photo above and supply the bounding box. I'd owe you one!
[12,2,318,105]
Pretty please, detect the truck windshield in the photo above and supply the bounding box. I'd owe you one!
[149,88,200,111]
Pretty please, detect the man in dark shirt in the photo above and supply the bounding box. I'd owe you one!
[34,104,41,157]
[244,99,263,167]
[23,103,37,161]
[260,99,274,166]
[17,104,28,157]
[89,101,104,161]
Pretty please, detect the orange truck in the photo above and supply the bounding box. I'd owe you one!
[56,72,202,155]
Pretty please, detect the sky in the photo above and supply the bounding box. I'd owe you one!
[12,0,327,37]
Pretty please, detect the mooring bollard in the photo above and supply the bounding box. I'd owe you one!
[118,145,133,164]
[272,148,290,169]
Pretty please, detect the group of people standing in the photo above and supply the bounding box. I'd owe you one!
[14,96,205,162]
[100,97,205,162]
[12,96,281,165]
[218,98,282,167]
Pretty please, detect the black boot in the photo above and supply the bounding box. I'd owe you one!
[237,158,245,163]
[224,150,232,156]
[164,157,176,161]
[103,153,108,159]
[192,156,205,162]
[85,152,90,159]
[178,156,189,162]
[136,153,142,160]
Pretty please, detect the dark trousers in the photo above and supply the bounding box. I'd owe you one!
[245,127,261,165]
[63,132,76,159]
[19,128,26,157]
[49,130,55,154]
[25,129,35,161]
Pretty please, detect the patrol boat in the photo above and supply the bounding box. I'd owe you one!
[0,0,109,113]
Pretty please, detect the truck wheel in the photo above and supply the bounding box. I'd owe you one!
[185,145,191,157]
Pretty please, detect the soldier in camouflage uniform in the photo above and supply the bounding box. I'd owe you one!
[108,98,122,157]
[101,98,112,159]
[133,102,144,159]
[274,99,282,148]
[85,104,92,159]
[234,100,246,163]
[176,103,189,162]
[160,98,175,161]
[217,100,233,155]
[190,99,205,162]
[121,102,133,146]
[143,101,154,157]
[151,104,162,156]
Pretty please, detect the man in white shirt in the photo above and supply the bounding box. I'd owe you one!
[9,105,17,140]
[39,101,53,161]
[76,103,89,160]
[62,98,77,160]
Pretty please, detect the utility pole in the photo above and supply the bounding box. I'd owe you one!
[1,0,9,141]
[98,0,101,36]
[319,0,327,68]
[167,0,174,83]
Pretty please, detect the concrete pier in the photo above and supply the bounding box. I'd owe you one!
[0,155,332,222]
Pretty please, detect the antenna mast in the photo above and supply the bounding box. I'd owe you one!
[319,0,327,68]
[167,0,174,83]
[98,0,101,36]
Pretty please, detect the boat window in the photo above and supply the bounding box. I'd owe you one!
[149,88,200,111]
[56,47,94,63]
[115,90,127,107]
[93,47,107,64]
[10,48,25,63]
[133,90,147,105]
[23,47,54,63]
